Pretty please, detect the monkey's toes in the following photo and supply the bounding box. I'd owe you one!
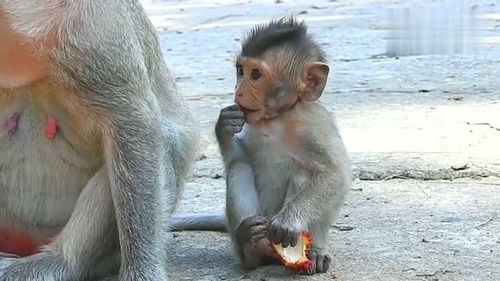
[305,252,331,274]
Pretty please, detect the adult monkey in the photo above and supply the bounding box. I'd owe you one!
[0,0,197,280]
[215,17,351,274]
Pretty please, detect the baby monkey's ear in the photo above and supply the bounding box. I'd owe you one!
[301,62,329,102]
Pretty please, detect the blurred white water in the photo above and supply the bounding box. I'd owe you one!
[385,0,500,56]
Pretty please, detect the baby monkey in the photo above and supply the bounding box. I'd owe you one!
[215,17,351,274]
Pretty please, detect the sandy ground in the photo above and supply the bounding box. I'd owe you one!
[141,0,499,280]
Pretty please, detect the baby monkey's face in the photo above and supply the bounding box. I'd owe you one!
[234,54,299,125]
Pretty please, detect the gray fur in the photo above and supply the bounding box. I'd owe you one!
[0,1,197,280]
[216,18,351,273]
[216,102,351,270]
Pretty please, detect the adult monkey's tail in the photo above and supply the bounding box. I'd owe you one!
[170,212,226,232]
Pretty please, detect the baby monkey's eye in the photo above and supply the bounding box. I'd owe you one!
[251,69,262,80]
[237,65,244,76]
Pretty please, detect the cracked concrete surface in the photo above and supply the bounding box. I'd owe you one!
[173,178,500,281]
[140,0,499,280]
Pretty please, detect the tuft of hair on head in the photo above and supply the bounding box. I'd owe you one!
[240,16,326,63]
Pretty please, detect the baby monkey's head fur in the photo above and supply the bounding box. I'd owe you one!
[235,17,330,125]
[241,17,326,74]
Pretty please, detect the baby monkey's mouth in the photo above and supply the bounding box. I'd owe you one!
[238,104,260,113]
[239,105,261,124]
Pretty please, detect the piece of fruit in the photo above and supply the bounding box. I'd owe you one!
[271,232,313,273]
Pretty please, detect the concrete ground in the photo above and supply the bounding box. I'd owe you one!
[142,0,500,280]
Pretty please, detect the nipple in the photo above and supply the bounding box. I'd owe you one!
[6,113,20,137]
[46,117,58,139]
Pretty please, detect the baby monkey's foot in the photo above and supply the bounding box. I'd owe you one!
[303,250,331,275]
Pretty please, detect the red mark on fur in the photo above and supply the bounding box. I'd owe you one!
[0,228,41,257]
[46,117,58,139]
[6,112,20,137]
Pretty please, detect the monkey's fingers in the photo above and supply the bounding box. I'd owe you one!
[281,229,300,248]
[279,230,291,247]
[221,111,245,121]
[251,232,268,243]
[241,216,266,227]
[225,118,244,128]
[269,225,285,245]
[238,216,265,236]
[222,104,241,111]
[248,216,267,226]
[250,224,267,236]
[221,104,244,116]
[226,125,242,135]
[287,231,300,247]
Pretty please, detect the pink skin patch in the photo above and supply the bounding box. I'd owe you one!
[6,112,20,137]
[46,117,58,139]
[0,228,41,257]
